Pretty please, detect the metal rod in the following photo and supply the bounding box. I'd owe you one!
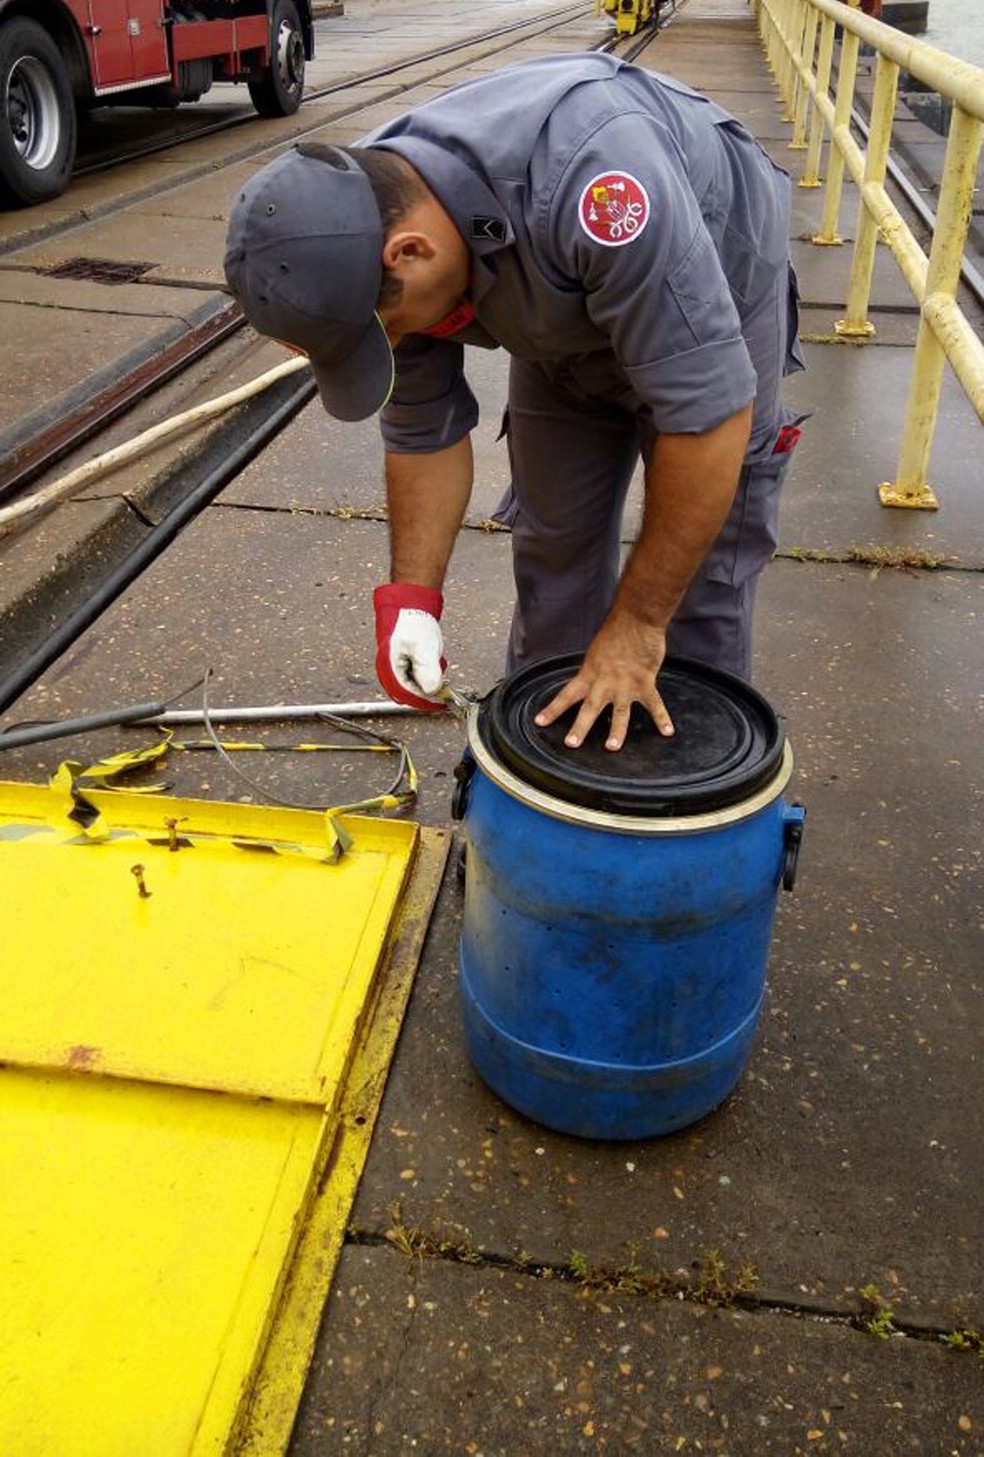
[142,702,419,726]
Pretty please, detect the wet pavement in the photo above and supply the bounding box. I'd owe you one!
[1,0,983,1452]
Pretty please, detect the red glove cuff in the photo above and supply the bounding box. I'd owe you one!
[373,583,444,636]
[373,583,446,712]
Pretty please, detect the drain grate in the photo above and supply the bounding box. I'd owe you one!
[41,257,156,285]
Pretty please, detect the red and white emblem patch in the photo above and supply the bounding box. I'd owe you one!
[577,170,651,248]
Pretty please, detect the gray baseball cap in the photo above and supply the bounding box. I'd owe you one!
[224,145,395,421]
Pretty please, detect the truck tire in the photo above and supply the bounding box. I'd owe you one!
[0,18,76,207]
[248,0,305,117]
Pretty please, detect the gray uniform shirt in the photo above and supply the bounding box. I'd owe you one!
[361,53,794,454]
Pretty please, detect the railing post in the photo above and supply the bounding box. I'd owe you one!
[773,0,789,89]
[791,5,820,150]
[881,105,984,508]
[801,12,836,188]
[758,0,776,79]
[785,0,803,117]
[771,0,787,100]
[813,2,862,245]
[835,51,900,337]
[777,0,797,113]
[784,1,809,126]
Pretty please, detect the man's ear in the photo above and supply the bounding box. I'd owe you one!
[382,230,438,272]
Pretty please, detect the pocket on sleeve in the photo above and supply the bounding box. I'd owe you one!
[666,226,743,348]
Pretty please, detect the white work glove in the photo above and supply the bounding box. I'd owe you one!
[373,583,447,712]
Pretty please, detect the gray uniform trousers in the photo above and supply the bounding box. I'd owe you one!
[503,264,802,683]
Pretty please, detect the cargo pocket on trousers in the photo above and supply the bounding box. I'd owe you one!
[492,406,519,526]
[706,410,809,589]
[785,262,806,376]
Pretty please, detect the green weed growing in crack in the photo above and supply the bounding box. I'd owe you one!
[383,1207,483,1266]
[846,544,949,573]
[384,1221,419,1259]
[566,1251,675,1298]
[857,1283,897,1339]
[569,1250,591,1281]
[782,544,951,572]
[566,1249,757,1307]
[942,1328,984,1358]
[692,1249,759,1307]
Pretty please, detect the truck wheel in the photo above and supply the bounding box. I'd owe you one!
[248,0,305,118]
[0,18,76,207]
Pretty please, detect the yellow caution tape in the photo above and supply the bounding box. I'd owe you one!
[49,726,417,864]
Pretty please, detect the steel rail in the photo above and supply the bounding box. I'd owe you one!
[0,373,317,718]
[0,302,244,506]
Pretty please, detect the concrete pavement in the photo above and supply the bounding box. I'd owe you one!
[290,5,984,1449]
[0,0,981,1451]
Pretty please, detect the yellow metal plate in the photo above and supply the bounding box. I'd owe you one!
[237,826,450,1454]
[1,1070,324,1455]
[0,781,446,1457]
[0,782,415,1101]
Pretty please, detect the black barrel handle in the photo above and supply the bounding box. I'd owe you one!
[782,803,806,892]
[451,750,476,821]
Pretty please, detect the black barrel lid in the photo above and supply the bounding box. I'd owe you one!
[478,654,784,817]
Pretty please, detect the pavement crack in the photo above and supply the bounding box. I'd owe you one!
[212,500,388,523]
[779,545,983,573]
[371,1247,420,1440]
[210,502,984,573]
[345,1226,976,1354]
[212,499,511,535]
[119,494,156,528]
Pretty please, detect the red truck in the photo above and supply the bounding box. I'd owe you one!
[0,0,314,206]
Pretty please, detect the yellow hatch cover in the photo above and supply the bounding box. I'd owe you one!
[0,780,446,1455]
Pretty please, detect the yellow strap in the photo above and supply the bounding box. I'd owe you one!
[49,729,417,865]
[49,760,109,842]
[50,736,176,840]
[170,740,397,755]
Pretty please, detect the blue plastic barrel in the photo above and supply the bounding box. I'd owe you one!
[452,657,805,1140]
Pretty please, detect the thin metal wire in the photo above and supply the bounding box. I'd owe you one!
[196,669,412,813]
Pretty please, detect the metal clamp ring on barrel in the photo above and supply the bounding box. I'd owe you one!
[465,721,796,837]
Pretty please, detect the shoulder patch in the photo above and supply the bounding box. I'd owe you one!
[577,170,651,248]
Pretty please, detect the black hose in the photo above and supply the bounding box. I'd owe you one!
[0,374,316,719]
[0,702,167,750]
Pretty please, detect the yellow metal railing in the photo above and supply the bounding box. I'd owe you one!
[752,0,984,508]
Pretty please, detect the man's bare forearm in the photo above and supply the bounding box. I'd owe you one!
[385,436,474,587]
[534,404,753,750]
[614,404,753,631]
